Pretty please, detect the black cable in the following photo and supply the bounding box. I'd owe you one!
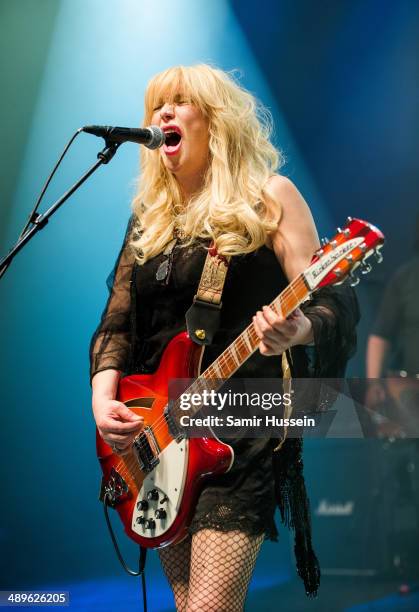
[139,548,148,612]
[103,492,148,611]
[0,128,84,280]
[18,128,83,240]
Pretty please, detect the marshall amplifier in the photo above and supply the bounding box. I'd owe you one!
[303,439,419,577]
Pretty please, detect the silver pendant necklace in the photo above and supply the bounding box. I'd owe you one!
[155,237,178,284]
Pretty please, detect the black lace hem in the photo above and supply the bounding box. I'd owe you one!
[188,504,279,542]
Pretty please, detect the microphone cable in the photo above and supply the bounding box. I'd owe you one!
[18,128,83,241]
[0,128,84,279]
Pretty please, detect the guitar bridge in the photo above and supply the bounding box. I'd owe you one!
[133,426,160,473]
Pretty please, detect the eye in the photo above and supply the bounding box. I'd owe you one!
[174,94,189,105]
[152,100,164,111]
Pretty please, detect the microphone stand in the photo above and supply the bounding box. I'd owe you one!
[0,141,120,279]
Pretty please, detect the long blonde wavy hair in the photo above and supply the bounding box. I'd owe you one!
[130,64,284,262]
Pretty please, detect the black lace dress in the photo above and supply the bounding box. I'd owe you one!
[90,217,359,596]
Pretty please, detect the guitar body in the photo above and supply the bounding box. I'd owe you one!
[96,332,234,548]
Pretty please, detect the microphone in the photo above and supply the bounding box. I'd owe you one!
[82,125,165,149]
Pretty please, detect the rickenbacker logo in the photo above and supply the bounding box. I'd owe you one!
[304,237,363,289]
[316,499,355,516]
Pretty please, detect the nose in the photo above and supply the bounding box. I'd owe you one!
[160,103,175,121]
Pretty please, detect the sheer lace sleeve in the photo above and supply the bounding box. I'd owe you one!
[89,216,136,383]
[301,284,360,377]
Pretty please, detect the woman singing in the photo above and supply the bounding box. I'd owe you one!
[90,64,358,611]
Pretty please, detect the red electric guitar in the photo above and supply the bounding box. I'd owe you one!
[97,217,384,548]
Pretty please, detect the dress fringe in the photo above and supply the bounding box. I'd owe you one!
[273,437,320,597]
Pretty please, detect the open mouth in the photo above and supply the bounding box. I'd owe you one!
[165,131,181,146]
[163,127,182,155]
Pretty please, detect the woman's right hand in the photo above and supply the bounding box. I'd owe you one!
[93,398,144,455]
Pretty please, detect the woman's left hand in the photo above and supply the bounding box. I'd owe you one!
[253,306,313,356]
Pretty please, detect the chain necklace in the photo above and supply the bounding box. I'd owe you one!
[172,206,187,241]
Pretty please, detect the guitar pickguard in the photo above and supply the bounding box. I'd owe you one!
[131,438,189,539]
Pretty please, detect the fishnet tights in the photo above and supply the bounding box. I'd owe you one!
[158,529,264,611]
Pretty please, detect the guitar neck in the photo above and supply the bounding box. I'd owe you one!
[202,273,309,380]
[173,217,385,416]
[177,274,310,413]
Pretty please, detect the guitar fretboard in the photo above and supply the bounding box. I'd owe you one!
[171,273,309,418]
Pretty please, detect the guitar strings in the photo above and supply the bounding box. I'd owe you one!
[114,275,308,476]
[109,229,377,479]
[122,274,306,447]
[112,275,309,477]
[114,282,307,479]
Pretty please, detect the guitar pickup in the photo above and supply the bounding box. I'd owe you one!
[133,426,160,473]
[164,406,185,442]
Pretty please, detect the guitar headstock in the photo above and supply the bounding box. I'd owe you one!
[304,217,385,290]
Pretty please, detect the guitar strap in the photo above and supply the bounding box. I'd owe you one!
[185,243,230,345]
[185,241,293,452]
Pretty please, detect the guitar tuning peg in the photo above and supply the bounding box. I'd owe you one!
[349,271,360,287]
[373,248,383,263]
[360,260,372,274]
[337,227,342,233]
[346,216,353,223]
[320,237,329,246]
